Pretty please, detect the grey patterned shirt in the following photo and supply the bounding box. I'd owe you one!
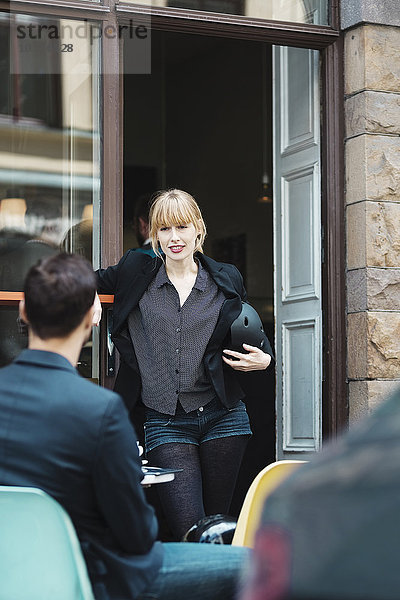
[128,261,226,415]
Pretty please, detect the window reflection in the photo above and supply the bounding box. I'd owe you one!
[0,13,100,286]
[62,203,93,262]
[0,12,100,378]
[168,0,244,14]
[0,192,58,291]
[121,0,328,25]
[0,307,27,368]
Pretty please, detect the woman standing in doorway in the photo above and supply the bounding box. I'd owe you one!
[96,189,273,540]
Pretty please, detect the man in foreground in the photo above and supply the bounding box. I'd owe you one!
[240,385,400,600]
[0,253,247,600]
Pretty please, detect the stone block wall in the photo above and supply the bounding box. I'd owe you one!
[345,24,400,422]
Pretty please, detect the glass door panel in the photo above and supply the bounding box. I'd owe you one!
[0,12,101,380]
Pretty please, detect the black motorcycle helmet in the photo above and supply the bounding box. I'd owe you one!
[182,514,237,544]
[228,302,266,353]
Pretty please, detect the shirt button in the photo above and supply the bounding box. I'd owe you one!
[176,349,179,353]
[176,327,181,332]
[199,406,204,412]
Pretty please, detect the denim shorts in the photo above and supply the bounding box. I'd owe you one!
[144,397,252,453]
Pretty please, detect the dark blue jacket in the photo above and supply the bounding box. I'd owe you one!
[97,251,273,413]
[0,349,163,600]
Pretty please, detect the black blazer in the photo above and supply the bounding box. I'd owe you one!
[0,349,163,600]
[97,251,273,413]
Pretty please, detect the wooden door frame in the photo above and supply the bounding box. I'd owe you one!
[0,0,346,437]
[114,3,347,438]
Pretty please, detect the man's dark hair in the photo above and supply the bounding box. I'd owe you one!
[133,193,152,246]
[24,253,96,339]
[134,193,152,224]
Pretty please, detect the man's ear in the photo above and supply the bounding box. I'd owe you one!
[138,216,149,238]
[19,298,29,325]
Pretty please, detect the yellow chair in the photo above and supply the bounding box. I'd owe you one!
[232,460,306,548]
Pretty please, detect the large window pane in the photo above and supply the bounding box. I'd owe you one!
[119,0,329,26]
[0,12,101,380]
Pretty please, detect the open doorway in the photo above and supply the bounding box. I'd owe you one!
[123,31,275,518]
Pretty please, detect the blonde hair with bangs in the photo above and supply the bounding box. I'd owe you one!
[149,189,206,258]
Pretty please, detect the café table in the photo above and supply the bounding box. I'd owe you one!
[141,466,179,486]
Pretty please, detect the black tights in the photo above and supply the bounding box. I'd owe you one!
[147,435,249,541]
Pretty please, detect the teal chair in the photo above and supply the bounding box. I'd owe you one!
[0,486,94,600]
